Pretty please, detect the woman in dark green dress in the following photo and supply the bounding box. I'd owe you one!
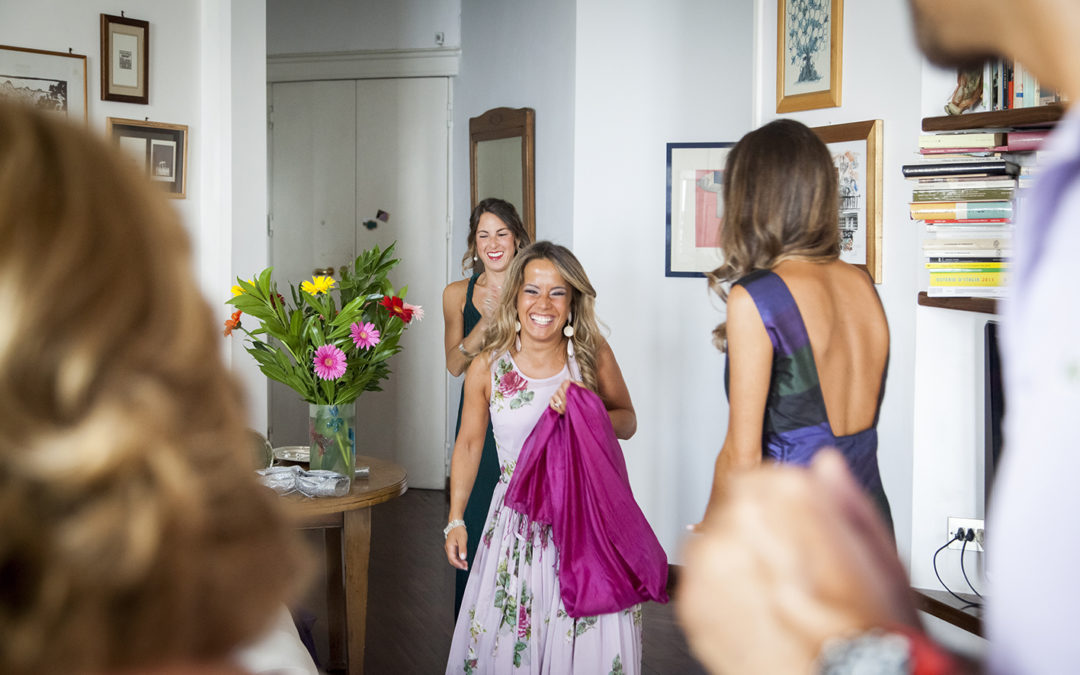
[441,198,530,616]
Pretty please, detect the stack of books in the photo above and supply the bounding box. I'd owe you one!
[903,130,1039,298]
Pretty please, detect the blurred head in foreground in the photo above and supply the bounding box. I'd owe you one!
[0,102,305,675]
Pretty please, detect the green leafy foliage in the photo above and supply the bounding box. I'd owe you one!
[226,243,414,405]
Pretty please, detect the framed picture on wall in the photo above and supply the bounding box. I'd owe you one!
[107,117,188,198]
[100,13,149,104]
[810,119,883,283]
[0,44,87,122]
[776,0,843,113]
[665,142,736,277]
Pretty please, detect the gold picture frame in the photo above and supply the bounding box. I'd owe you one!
[107,117,188,199]
[777,0,843,113]
[810,120,883,283]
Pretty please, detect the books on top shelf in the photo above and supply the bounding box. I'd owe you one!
[973,58,1066,112]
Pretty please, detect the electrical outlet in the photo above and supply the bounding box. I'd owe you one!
[947,517,984,551]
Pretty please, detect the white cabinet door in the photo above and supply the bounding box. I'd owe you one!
[268,78,449,489]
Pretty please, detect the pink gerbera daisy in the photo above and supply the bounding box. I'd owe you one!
[350,321,381,350]
[312,344,347,380]
[404,302,424,322]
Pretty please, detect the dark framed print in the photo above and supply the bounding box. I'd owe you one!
[665,142,736,278]
[107,117,187,198]
[0,44,87,122]
[810,119,883,283]
[777,0,843,113]
[100,13,149,104]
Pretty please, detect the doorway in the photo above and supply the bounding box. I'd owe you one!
[268,77,450,489]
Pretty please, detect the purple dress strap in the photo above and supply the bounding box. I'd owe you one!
[503,384,669,617]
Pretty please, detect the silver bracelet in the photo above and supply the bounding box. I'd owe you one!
[443,519,466,539]
[457,342,469,356]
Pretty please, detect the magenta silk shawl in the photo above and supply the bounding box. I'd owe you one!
[503,384,669,617]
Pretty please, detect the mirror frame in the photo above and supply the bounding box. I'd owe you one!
[469,107,536,240]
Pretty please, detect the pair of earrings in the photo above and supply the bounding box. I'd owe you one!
[514,313,574,337]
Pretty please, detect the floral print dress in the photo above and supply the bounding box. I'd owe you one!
[446,352,643,675]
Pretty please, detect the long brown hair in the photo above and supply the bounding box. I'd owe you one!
[461,197,531,277]
[707,119,839,349]
[0,103,305,675]
[485,241,603,392]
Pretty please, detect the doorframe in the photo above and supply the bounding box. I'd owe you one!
[265,53,457,478]
[268,47,460,82]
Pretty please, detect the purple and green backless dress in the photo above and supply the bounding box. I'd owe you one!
[728,269,893,533]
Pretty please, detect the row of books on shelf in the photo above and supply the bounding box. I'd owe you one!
[968,58,1065,113]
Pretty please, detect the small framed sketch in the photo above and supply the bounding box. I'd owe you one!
[777,0,843,113]
[0,44,87,122]
[665,142,736,277]
[810,119,883,283]
[107,117,188,198]
[100,13,149,104]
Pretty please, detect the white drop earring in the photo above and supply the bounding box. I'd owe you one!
[514,320,521,333]
[563,312,574,338]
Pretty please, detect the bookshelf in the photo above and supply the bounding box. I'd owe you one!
[917,292,997,314]
[913,105,1064,311]
[922,104,1065,132]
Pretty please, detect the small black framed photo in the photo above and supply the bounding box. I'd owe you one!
[107,117,187,198]
[100,13,149,104]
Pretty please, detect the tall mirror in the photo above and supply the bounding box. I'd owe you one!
[469,107,535,240]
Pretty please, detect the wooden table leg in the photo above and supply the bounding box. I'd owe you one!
[343,507,372,675]
[324,524,346,672]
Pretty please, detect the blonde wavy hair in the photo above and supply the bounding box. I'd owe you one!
[0,103,306,675]
[707,119,840,350]
[485,241,603,392]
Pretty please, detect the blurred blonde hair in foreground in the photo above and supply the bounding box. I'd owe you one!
[0,103,306,674]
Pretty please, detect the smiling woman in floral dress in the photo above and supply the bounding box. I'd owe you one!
[442,198,531,618]
[443,241,643,674]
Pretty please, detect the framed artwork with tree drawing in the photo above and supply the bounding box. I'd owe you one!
[777,0,843,113]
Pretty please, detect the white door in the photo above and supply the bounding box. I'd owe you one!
[269,78,449,489]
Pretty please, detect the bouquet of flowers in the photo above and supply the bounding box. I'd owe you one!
[225,243,420,479]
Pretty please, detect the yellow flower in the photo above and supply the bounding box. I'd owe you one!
[301,275,336,295]
[231,279,253,296]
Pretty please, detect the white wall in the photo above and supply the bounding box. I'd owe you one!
[0,1,201,238]
[572,0,755,558]
[452,0,577,259]
[0,0,272,432]
[266,0,461,55]
[227,1,273,432]
[909,63,994,593]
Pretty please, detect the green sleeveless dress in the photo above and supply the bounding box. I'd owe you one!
[454,274,501,617]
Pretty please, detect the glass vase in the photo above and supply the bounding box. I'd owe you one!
[308,403,356,487]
